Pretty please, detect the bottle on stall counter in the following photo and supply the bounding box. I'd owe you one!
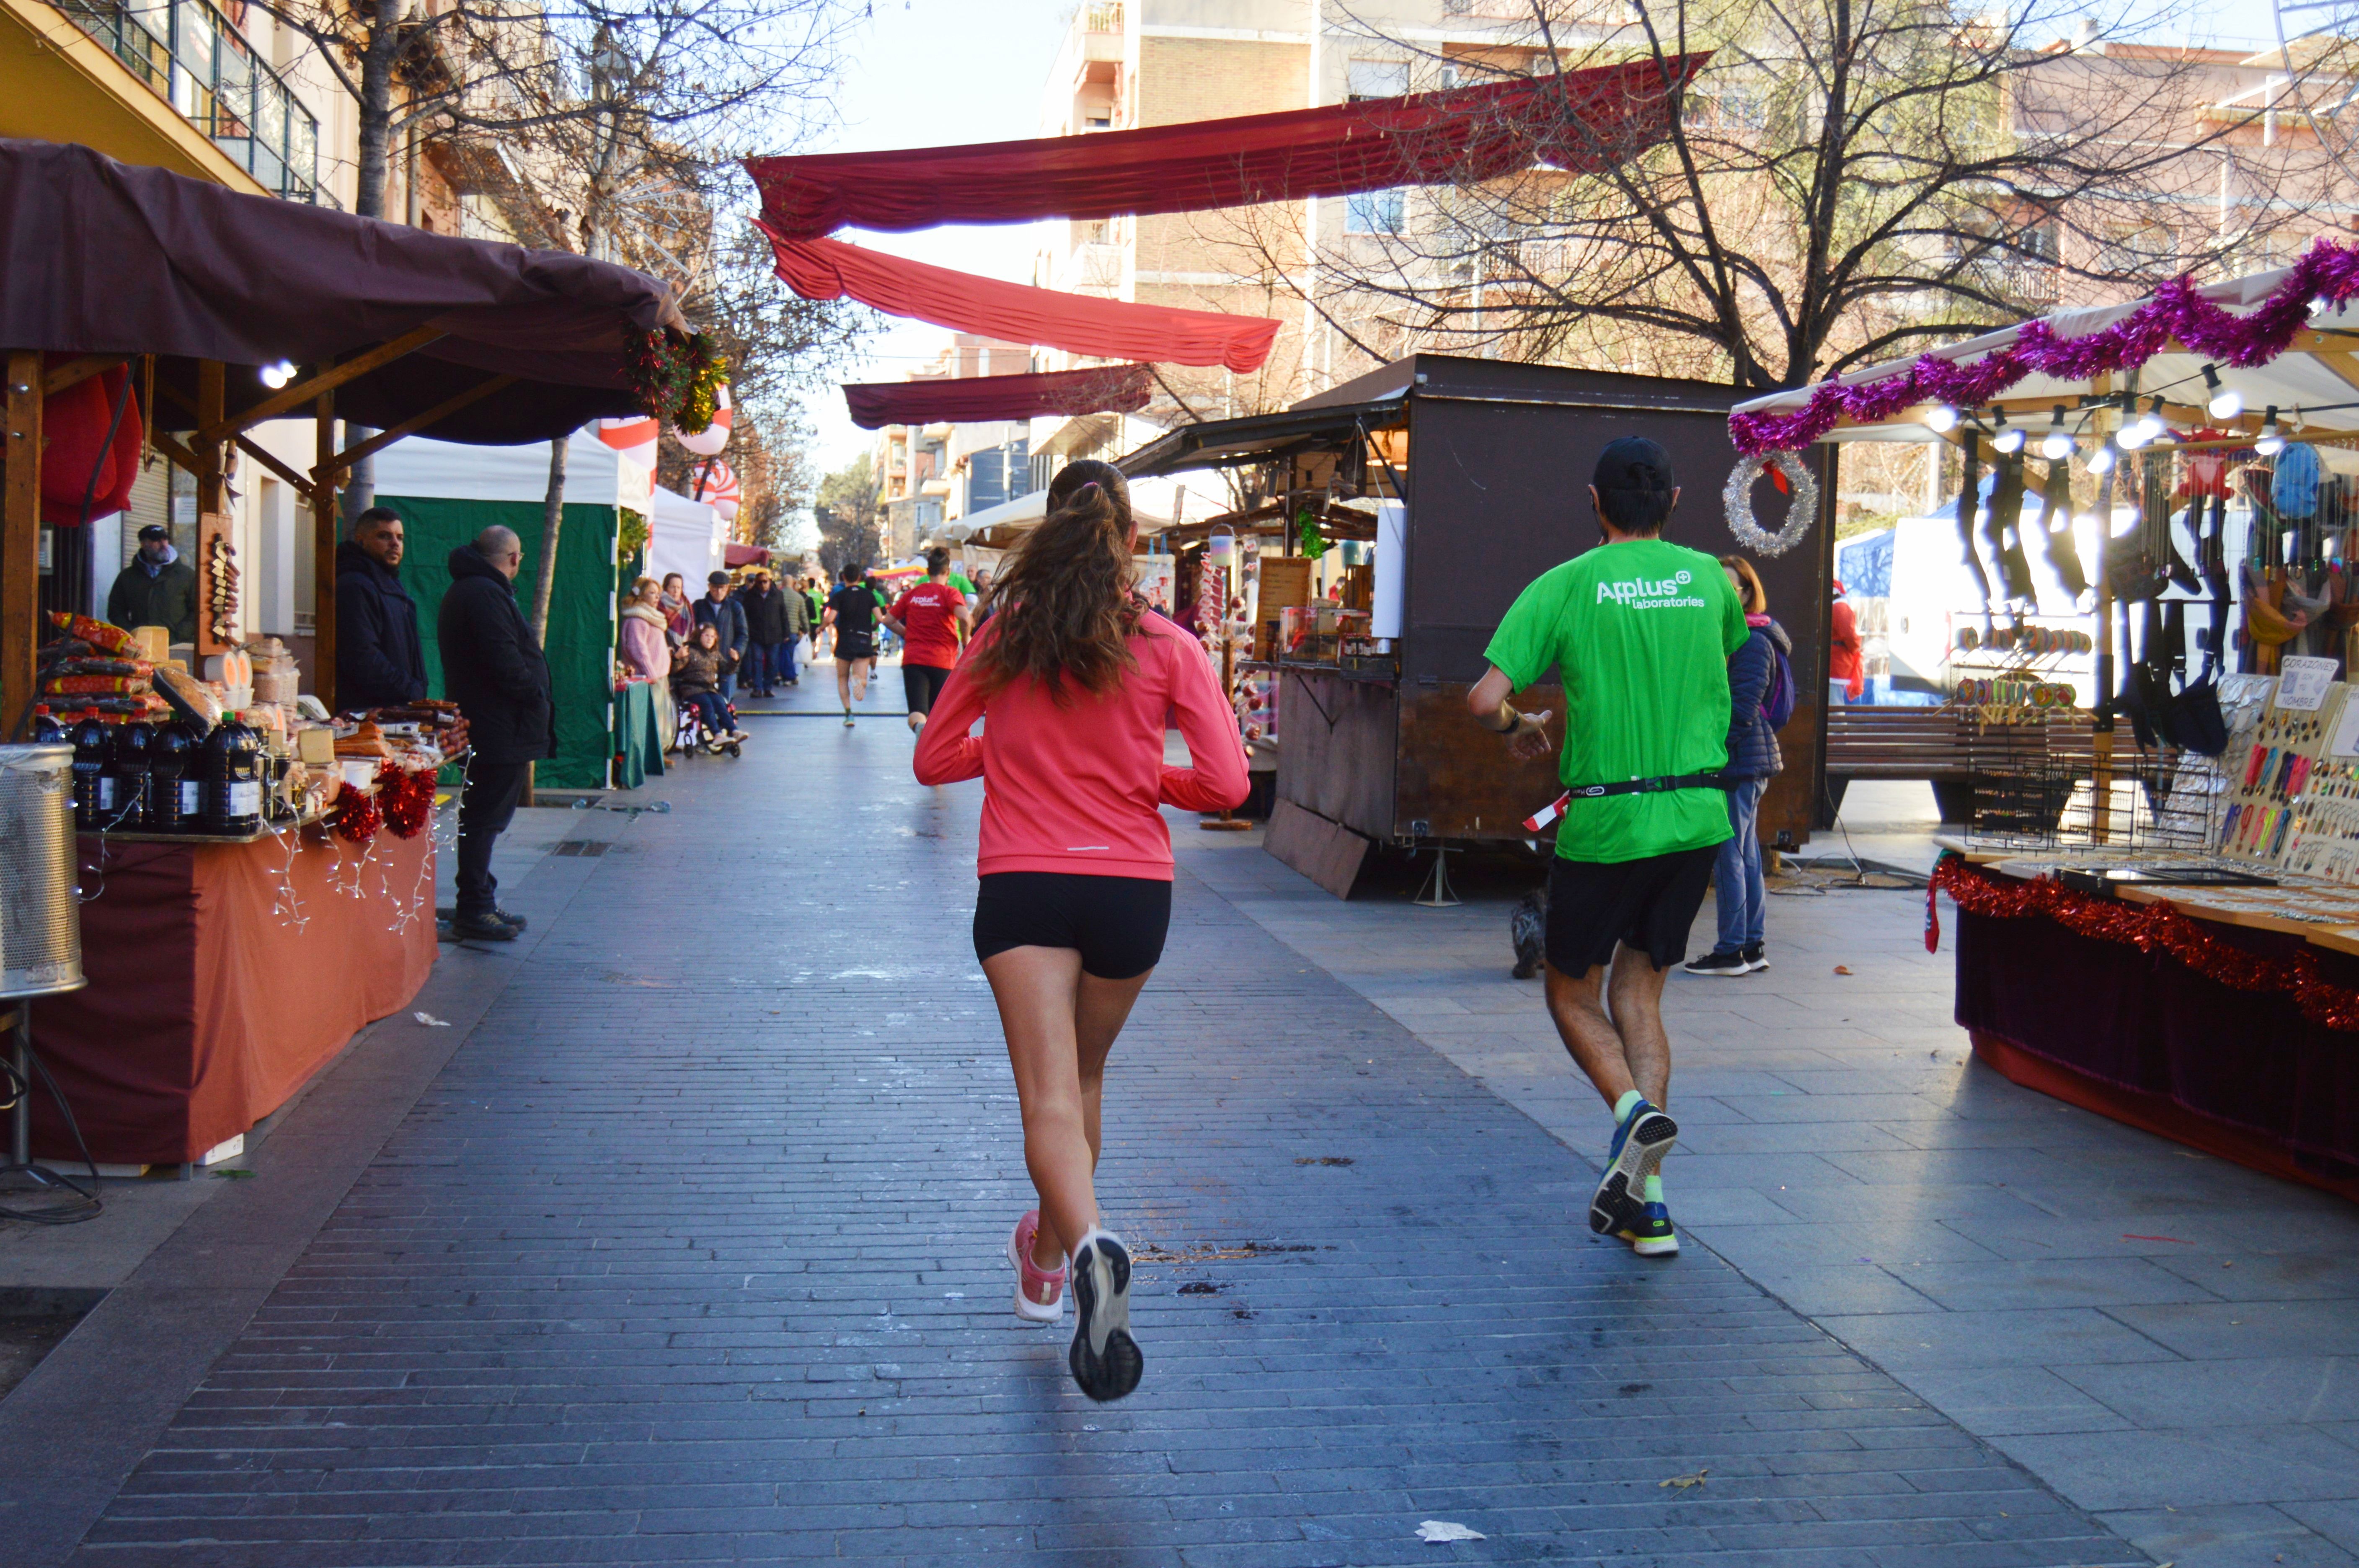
[30,704,63,745]
[151,720,199,833]
[109,720,155,831]
[70,709,111,831]
[202,714,263,835]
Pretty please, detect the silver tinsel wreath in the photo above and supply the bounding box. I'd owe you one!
[1723,451,1818,557]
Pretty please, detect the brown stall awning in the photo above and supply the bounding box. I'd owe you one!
[0,139,685,442]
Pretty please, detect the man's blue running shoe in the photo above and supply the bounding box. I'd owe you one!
[1617,1201,1680,1257]
[1589,1100,1677,1236]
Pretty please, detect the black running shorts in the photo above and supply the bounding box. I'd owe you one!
[904,662,953,715]
[835,633,875,663]
[1544,845,1718,975]
[973,872,1172,979]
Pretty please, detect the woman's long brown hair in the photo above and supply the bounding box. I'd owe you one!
[967,459,1141,700]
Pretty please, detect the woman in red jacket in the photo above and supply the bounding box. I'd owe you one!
[914,460,1248,1402]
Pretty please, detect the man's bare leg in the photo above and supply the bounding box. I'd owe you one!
[1544,942,1679,1249]
[1543,944,1669,1108]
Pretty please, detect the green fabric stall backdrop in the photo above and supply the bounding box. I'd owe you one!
[380,496,620,791]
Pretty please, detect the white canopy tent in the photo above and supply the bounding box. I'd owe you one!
[646,485,725,589]
[372,426,654,510]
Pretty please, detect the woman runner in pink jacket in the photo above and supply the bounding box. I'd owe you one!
[914,460,1248,1401]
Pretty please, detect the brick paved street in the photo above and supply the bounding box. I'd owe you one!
[17,717,2148,1566]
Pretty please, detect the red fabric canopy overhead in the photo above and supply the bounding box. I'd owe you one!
[761,230,1280,372]
[723,542,771,567]
[843,363,1154,431]
[747,61,1703,239]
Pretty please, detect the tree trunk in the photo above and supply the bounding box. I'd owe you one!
[531,434,567,642]
[352,0,406,220]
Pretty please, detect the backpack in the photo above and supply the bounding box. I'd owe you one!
[1759,633,1796,729]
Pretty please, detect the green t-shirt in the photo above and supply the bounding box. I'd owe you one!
[1483,538,1747,864]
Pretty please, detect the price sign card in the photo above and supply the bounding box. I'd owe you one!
[2276,656,2340,712]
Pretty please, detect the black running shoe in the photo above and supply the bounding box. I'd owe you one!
[448,913,517,943]
[1589,1101,1678,1235]
[1067,1230,1143,1401]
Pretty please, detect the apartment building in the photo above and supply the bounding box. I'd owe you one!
[1025,0,1625,480]
[870,335,1039,557]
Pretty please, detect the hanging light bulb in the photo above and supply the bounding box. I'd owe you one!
[2312,295,2334,319]
[258,360,297,390]
[1923,402,1959,434]
[2115,395,2150,451]
[1992,407,2025,454]
[2088,438,2117,475]
[2256,405,2285,457]
[2135,394,2168,446]
[2203,364,2243,421]
[2040,405,2074,460]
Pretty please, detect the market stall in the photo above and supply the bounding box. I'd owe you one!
[1,138,697,1170]
[1120,354,1829,897]
[1730,239,2359,1197]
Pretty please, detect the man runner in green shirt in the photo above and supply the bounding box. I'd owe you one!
[1469,437,1747,1258]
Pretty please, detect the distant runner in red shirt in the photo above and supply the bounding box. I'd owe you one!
[885,546,970,734]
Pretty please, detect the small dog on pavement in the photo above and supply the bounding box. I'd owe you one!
[1510,886,1547,979]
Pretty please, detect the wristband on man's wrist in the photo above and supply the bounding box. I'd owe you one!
[1487,705,1521,735]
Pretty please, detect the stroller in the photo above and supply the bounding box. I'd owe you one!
[674,692,744,758]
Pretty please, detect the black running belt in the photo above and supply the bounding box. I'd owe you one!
[1564,773,1733,799]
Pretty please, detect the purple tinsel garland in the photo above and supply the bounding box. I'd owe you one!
[1728,237,2359,456]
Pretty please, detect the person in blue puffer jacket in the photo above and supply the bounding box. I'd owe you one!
[1685,556,1790,977]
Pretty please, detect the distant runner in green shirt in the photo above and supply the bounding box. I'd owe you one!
[1468,436,1747,1260]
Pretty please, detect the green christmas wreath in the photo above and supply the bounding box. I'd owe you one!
[623,327,728,435]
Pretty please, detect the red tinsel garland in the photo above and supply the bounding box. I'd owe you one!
[331,789,382,844]
[380,769,435,839]
[1926,853,2359,1034]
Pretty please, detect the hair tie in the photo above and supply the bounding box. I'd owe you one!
[1078,481,1101,500]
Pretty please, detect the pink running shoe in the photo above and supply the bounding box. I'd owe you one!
[1007,1210,1067,1324]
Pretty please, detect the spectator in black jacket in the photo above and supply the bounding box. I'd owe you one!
[692,571,749,701]
[739,571,804,696]
[436,526,555,943]
[333,507,427,711]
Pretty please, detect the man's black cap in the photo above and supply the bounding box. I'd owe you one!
[1592,436,1675,494]
[137,524,168,541]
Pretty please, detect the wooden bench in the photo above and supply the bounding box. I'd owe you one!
[1824,706,2099,825]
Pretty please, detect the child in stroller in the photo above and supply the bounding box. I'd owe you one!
[672,622,747,754]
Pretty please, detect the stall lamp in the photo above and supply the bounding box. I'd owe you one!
[1923,402,1959,434]
[258,360,297,390]
[2203,364,2243,421]
[2115,395,2150,450]
[2040,405,2074,460]
[2088,439,2117,475]
[2134,394,2168,446]
[2256,406,2286,457]
[1992,408,2025,454]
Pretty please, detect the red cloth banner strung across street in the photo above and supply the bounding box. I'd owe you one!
[747,61,1705,239]
[761,230,1281,373]
[842,363,1155,431]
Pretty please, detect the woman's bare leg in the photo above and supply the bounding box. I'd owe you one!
[982,946,1152,1271]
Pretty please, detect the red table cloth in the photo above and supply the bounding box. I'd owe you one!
[29,829,439,1165]
[1954,901,2359,1203]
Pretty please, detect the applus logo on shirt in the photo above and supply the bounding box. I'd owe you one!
[1595,570,1705,609]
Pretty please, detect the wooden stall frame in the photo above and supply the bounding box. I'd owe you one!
[2,334,514,723]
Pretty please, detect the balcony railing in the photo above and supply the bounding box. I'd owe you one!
[1083,2,1121,34]
[57,0,326,204]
